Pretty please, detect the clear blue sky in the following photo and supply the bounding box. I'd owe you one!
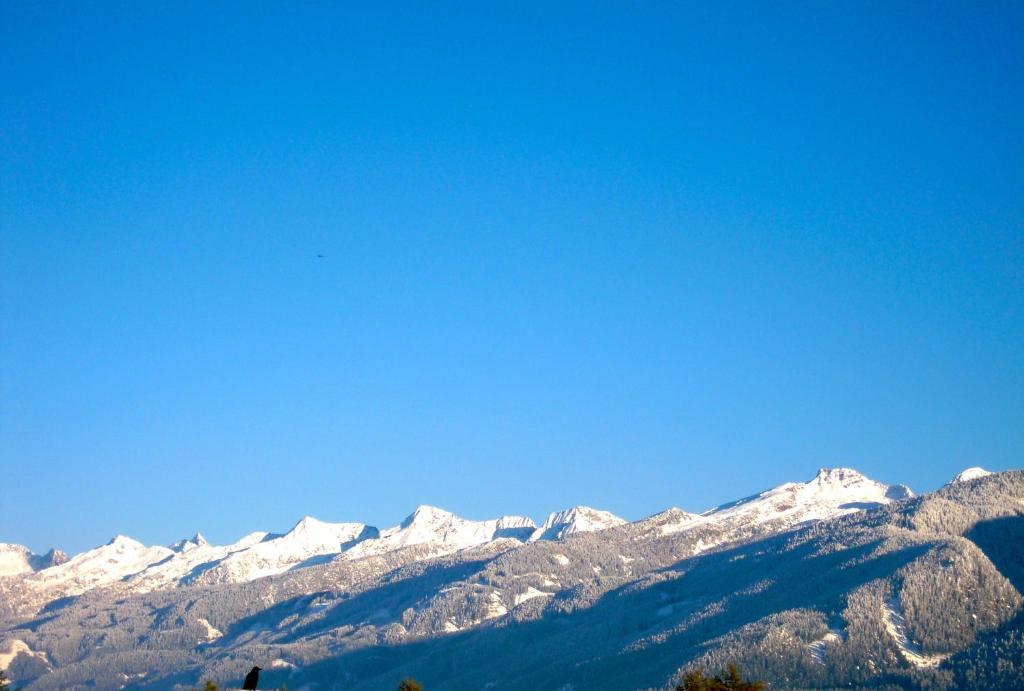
[2,2,1022,555]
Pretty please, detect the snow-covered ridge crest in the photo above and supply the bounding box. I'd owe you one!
[949,467,992,484]
[702,467,914,526]
[0,543,36,577]
[129,529,270,589]
[6,467,925,610]
[170,533,208,552]
[344,505,536,559]
[0,544,68,577]
[24,535,175,596]
[7,508,544,602]
[634,508,709,536]
[529,506,627,541]
[181,516,374,586]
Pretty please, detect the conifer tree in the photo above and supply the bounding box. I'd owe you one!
[675,663,764,690]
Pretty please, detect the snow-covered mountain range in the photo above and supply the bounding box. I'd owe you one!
[2,465,1021,691]
[1,466,936,613]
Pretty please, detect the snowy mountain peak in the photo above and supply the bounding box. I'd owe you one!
[180,517,372,587]
[401,505,457,529]
[170,533,208,552]
[951,467,992,484]
[0,543,36,577]
[704,467,914,527]
[280,516,370,547]
[37,548,69,569]
[106,534,145,549]
[645,507,703,523]
[345,507,538,560]
[493,515,537,541]
[809,467,914,500]
[630,508,708,538]
[529,506,626,542]
[811,467,867,484]
[289,515,331,534]
[24,536,175,597]
[657,507,693,518]
[495,515,536,530]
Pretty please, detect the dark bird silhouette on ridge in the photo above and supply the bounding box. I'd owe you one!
[242,665,262,690]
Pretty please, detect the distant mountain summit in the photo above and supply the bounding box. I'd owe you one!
[949,466,993,484]
[33,548,69,570]
[0,544,68,577]
[345,505,535,559]
[529,506,627,541]
[702,467,913,527]
[0,544,38,577]
[170,533,208,552]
